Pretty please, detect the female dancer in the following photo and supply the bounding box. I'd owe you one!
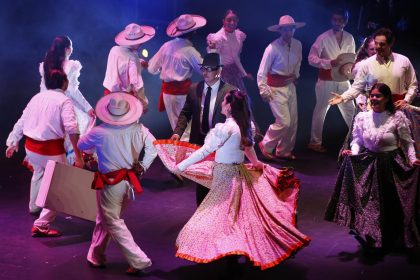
[326,83,420,254]
[40,36,95,163]
[158,90,309,270]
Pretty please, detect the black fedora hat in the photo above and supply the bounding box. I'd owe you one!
[199,53,223,68]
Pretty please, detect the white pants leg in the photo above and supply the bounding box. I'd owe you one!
[309,80,354,146]
[261,87,298,156]
[87,181,151,269]
[26,149,66,226]
[163,93,191,141]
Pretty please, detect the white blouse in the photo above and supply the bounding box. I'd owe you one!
[40,60,92,113]
[351,110,417,163]
[207,28,247,77]
[177,118,244,171]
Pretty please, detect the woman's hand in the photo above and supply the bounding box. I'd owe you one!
[252,160,264,171]
[341,149,352,156]
[6,145,18,158]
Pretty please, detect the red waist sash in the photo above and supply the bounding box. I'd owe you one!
[318,69,333,81]
[25,137,65,156]
[92,169,142,193]
[267,73,292,87]
[159,79,192,112]
[391,93,405,103]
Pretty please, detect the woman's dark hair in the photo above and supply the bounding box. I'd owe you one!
[225,89,253,149]
[355,36,374,63]
[223,9,238,20]
[43,36,71,76]
[45,69,68,90]
[369,82,395,114]
[373,27,395,45]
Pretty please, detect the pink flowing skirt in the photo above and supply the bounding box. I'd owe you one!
[154,140,310,270]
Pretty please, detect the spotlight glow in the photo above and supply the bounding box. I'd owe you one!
[142,49,148,58]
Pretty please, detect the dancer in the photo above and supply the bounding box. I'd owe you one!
[6,70,83,237]
[78,92,157,275]
[171,52,236,205]
[148,14,206,141]
[160,90,310,270]
[307,8,356,153]
[257,15,305,160]
[207,9,252,91]
[329,28,418,109]
[40,36,94,165]
[103,23,156,111]
[326,83,420,254]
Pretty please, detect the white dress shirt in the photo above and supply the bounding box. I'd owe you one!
[6,89,79,147]
[202,79,221,128]
[78,122,157,173]
[103,46,144,93]
[148,38,203,82]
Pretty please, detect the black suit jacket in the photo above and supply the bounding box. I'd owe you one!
[174,80,236,145]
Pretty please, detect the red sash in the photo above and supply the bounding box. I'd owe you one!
[391,93,405,103]
[267,73,292,87]
[92,169,142,193]
[318,69,333,81]
[159,79,192,112]
[25,137,65,156]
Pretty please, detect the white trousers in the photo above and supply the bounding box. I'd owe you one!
[26,149,66,226]
[309,80,355,146]
[163,93,191,141]
[261,86,298,156]
[87,181,151,269]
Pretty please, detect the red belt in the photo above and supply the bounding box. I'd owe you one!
[159,79,192,112]
[391,93,405,103]
[267,73,292,87]
[318,69,333,81]
[92,169,142,193]
[25,137,65,156]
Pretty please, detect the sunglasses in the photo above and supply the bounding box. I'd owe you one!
[200,66,220,72]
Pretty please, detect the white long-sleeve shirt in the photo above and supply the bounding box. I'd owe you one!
[308,29,355,70]
[148,37,202,82]
[351,110,417,163]
[103,46,145,93]
[257,37,302,96]
[177,118,244,171]
[40,60,92,113]
[207,27,247,77]
[341,53,418,103]
[77,122,157,173]
[6,89,79,147]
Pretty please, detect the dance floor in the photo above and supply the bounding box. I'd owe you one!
[1,149,419,280]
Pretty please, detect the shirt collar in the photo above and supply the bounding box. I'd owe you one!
[204,79,221,91]
[376,52,395,64]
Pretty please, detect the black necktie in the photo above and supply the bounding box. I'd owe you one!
[202,86,212,134]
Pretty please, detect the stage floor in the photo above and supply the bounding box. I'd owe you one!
[1,150,419,280]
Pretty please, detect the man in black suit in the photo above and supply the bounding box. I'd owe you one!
[170,53,236,205]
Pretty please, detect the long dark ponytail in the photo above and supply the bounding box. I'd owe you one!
[43,36,71,76]
[225,89,253,149]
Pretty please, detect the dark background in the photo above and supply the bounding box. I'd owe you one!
[1,0,419,158]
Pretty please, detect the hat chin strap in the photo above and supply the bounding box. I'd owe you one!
[172,21,196,35]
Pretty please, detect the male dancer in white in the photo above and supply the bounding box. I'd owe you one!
[307,8,355,153]
[257,15,305,160]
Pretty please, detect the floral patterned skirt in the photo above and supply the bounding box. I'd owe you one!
[154,140,310,270]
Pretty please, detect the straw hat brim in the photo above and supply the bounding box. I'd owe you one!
[115,25,156,46]
[268,22,306,32]
[166,15,207,37]
[331,53,356,82]
[95,92,143,125]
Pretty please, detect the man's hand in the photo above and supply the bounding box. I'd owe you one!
[6,145,18,158]
[140,59,149,69]
[394,99,408,109]
[330,58,342,67]
[252,160,264,171]
[329,92,344,105]
[170,134,180,142]
[245,73,254,80]
[74,157,84,168]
